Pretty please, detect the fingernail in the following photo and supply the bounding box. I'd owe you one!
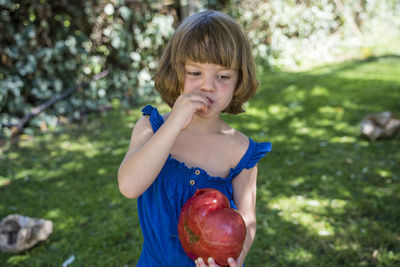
[228,257,234,263]
[197,258,204,264]
[208,257,214,264]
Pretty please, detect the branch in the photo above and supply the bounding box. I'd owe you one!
[332,0,365,43]
[11,69,111,138]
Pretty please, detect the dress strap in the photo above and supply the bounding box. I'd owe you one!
[141,105,165,133]
[231,138,271,178]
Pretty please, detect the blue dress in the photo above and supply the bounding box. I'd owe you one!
[137,105,271,266]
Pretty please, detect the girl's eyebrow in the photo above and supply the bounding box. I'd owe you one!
[184,62,234,71]
[184,62,204,68]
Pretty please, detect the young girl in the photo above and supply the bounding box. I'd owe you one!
[118,10,271,267]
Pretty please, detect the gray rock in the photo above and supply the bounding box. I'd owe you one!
[0,214,53,253]
[360,111,400,141]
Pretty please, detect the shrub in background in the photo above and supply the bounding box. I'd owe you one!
[230,0,400,70]
[1,0,399,138]
[0,0,174,137]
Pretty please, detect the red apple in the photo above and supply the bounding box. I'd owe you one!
[178,188,246,266]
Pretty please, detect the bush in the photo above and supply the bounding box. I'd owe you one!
[1,0,399,138]
[229,0,400,70]
[0,0,175,137]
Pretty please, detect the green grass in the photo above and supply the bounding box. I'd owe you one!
[1,55,400,266]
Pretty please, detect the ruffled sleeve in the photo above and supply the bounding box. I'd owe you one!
[230,138,271,178]
[141,105,165,133]
[246,141,272,169]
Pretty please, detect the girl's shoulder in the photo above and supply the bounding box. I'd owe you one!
[130,115,155,142]
[221,123,272,174]
[231,128,249,148]
[220,123,250,161]
[135,115,153,131]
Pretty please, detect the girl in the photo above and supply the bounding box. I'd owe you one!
[118,10,271,267]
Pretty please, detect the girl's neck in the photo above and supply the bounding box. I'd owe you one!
[185,114,224,134]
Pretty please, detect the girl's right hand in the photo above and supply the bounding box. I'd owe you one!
[167,93,210,130]
[195,257,239,267]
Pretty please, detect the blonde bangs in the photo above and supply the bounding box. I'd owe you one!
[171,14,240,70]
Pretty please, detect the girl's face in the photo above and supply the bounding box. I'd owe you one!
[183,60,238,116]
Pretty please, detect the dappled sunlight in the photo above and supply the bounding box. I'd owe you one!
[288,118,312,136]
[375,168,395,179]
[286,246,314,263]
[317,106,344,119]
[45,208,61,221]
[0,177,10,187]
[1,57,399,265]
[0,108,144,264]
[330,136,357,144]
[310,85,330,97]
[267,104,291,121]
[249,57,400,150]
[5,255,31,266]
[245,56,400,265]
[268,195,345,237]
[282,85,307,102]
[363,185,395,198]
[60,160,85,172]
[334,59,400,81]
[245,106,269,120]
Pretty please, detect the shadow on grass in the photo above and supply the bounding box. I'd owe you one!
[226,55,400,266]
[1,55,400,266]
[0,109,143,266]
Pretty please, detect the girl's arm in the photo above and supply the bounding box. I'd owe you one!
[117,115,181,198]
[195,165,258,267]
[118,93,210,199]
[232,165,258,266]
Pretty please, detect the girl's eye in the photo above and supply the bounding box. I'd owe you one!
[217,74,231,81]
[186,71,202,77]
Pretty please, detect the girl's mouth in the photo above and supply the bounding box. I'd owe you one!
[205,96,214,106]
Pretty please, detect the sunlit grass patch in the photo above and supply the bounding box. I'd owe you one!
[248,55,400,266]
[1,56,400,266]
[269,195,346,236]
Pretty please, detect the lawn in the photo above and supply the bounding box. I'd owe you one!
[1,55,400,266]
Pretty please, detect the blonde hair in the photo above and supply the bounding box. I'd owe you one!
[154,10,259,114]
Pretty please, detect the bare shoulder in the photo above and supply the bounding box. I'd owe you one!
[221,123,250,161]
[129,115,154,147]
[131,111,170,145]
[133,115,152,132]
[232,129,250,155]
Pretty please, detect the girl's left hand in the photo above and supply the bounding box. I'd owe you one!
[195,257,239,267]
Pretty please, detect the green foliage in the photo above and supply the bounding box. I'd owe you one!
[228,0,400,70]
[1,56,399,266]
[1,0,400,139]
[0,0,173,137]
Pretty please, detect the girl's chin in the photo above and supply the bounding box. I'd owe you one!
[195,106,215,117]
[195,105,226,117]
[195,109,210,117]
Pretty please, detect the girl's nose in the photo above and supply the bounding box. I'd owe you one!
[201,74,215,91]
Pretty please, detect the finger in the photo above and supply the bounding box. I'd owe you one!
[183,93,210,107]
[207,257,219,267]
[178,95,209,113]
[228,257,238,267]
[189,100,208,114]
[193,99,210,112]
[199,105,208,114]
[196,257,206,267]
